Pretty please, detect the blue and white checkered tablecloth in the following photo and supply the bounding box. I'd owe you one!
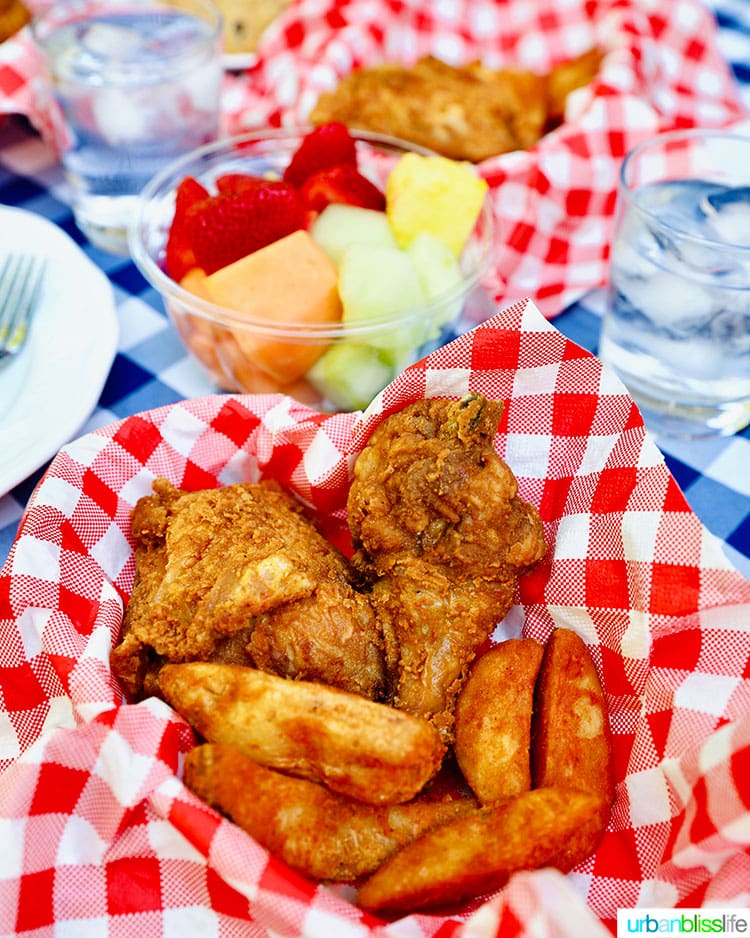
[1,0,749,580]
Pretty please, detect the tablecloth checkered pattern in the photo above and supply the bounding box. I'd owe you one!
[1,300,750,938]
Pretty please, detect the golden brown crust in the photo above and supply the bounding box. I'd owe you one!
[310,51,602,162]
[356,786,600,913]
[531,628,615,869]
[184,742,475,881]
[160,662,446,805]
[347,395,546,741]
[113,478,387,701]
[0,0,30,43]
[454,638,545,804]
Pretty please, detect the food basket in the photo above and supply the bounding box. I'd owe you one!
[3,0,748,316]
[1,299,749,937]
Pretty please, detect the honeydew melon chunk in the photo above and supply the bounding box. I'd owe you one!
[308,340,395,411]
[311,203,398,268]
[338,243,428,352]
[386,152,488,257]
[406,231,465,335]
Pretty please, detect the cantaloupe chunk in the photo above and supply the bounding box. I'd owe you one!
[190,230,343,383]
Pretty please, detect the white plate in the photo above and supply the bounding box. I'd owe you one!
[0,206,118,496]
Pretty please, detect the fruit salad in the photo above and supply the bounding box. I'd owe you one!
[161,123,490,411]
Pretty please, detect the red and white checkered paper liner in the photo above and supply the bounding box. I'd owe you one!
[3,0,749,317]
[1,300,750,938]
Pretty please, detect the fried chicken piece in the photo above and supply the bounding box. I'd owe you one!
[347,394,546,741]
[310,52,601,162]
[311,55,547,162]
[113,478,386,701]
[545,48,604,127]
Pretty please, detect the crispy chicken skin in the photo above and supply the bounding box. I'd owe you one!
[310,51,603,162]
[347,394,546,741]
[112,478,386,701]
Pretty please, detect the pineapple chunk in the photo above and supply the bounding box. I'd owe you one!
[386,153,488,257]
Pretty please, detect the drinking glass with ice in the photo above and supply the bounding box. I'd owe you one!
[600,129,750,438]
[32,0,223,255]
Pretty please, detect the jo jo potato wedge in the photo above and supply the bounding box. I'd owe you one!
[356,786,601,914]
[453,637,544,804]
[159,662,446,804]
[184,742,476,881]
[531,628,615,869]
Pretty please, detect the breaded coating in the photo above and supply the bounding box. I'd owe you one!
[184,743,475,881]
[310,51,602,162]
[347,394,546,741]
[113,478,386,700]
[160,662,446,805]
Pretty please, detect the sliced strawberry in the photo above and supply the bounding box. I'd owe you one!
[215,172,268,194]
[165,175,209,281]
[282,121,358,188]
[190,181,307,274]
[299,164,386,213]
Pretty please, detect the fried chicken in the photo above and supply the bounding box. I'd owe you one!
[347,394,546,742]
[112,478,386,701]
[309,51,602,162]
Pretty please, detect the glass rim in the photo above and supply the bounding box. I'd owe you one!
[31,0,223,49]
[617,128,750,253]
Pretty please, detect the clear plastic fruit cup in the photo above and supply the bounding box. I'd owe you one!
[129,128,496,412]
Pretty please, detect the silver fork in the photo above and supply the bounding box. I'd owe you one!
[0,254,46,360]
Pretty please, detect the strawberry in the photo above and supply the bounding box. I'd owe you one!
[164,175,209,281]
[282,121,358,188]
[190,181,307,274]
[299,164,386,213]
[215,172,268,194]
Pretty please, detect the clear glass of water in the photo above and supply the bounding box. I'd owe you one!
[32,0,223,256]
[600,128,750,438]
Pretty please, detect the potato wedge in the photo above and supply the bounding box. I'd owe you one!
[160,662,445,804]
[184,742,475,881]
[356,786,600,913]
[453,638,544,803]
[531,628,614,869]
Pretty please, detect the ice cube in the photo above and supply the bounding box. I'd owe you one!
[92,87,154,145]
[701,188,750,248]
[180,59,222,112]
[618,269,715,333]
[711,308,750,353]
[650,332,723,378]
[82,22,143,57]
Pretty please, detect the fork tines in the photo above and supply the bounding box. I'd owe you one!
[0,254,46,358]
